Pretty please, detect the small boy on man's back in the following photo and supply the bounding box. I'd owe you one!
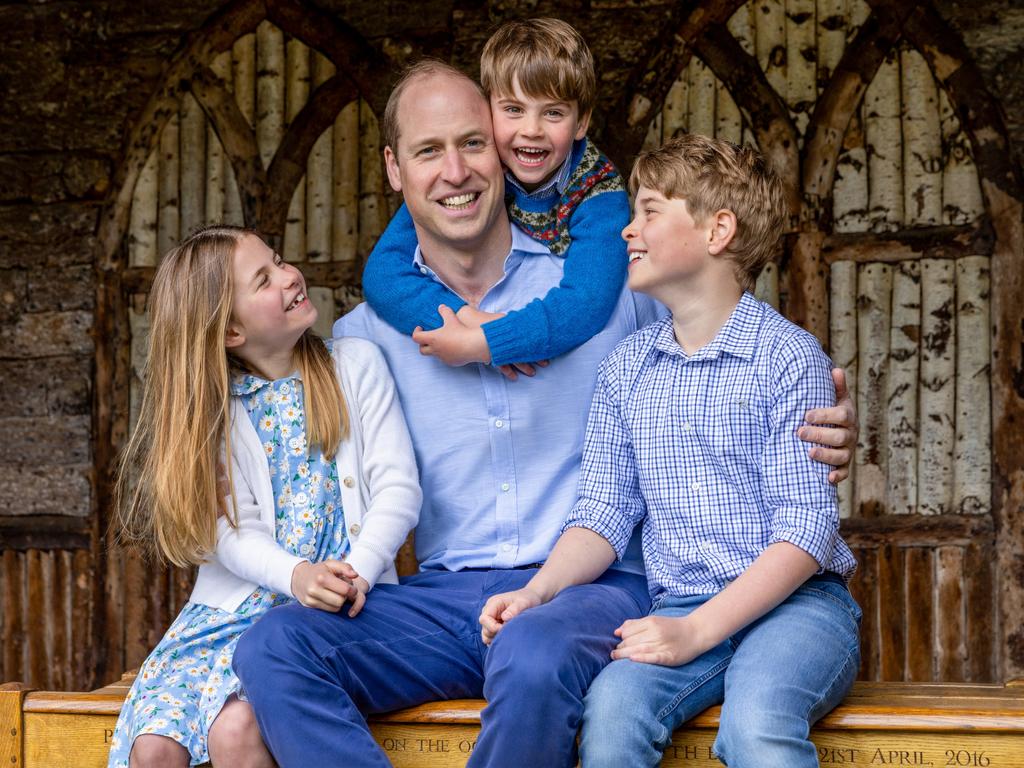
[479,134,861,768]
[363,18,628,372]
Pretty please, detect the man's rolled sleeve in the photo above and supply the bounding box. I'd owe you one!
[762,332,840,569]
[561,362,646,559]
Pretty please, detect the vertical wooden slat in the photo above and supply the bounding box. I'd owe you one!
[333,100,360,264]
[714,83,742,145]
[886,261,920,515]
[785,0,816,135]
[2,551,24,683]
[307,53,335,262]
[641,110,662,152]
[816,0,847,91]
[284,37,310,261]
[226,33,256,226]
[755,0,787,97]
[877,543,905,680]
[104,545,124,683]
[71,549,91,689]
[128,150,159,267]
[26,550,47,688]
[179,92,207,238]
[309,286,335,339]
[833,107,870,232]
[849,546,878,680]
[686,57,715,138]
[358,101,386,266]
[829,261,857,518]
[157,113,181,255]
[864,50,903,230]
[918,258,956,515]
[854,263,892,516]
[256,21,284,169]
[935,546,966,681]
[728,2,754,57]
[964,541,996,682]
[205,52,232,224]
[51,551,70,691]
[954,255,991,515]
[661,70,688,142]
[939,87,983,226]
[900,46,942,226]
[904,547,934,681]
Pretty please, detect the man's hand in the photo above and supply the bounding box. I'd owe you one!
[291,559,368,616]
[496,360,550,381]
[412,305,491,366]
[479,587,544,645]
[611,615,707,667]
[799,368,858,484]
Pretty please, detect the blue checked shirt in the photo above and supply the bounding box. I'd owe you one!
[563,293,857,598]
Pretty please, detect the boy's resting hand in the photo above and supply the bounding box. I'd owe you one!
[800,368,858,484]
[412,305,491,367]
[291,559,369,616]
[479,587,545,645]
[611,614,709,667]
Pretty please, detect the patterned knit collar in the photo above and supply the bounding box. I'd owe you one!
[503,137,583,199]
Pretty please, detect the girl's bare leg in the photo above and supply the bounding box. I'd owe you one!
[208,695,276,768]
[129,734,190,768]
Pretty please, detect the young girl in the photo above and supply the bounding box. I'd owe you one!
[108,225,421,767]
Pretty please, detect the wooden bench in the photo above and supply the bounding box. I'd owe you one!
[3,676,1024,767]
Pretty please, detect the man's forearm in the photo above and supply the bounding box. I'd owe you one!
[527,527,617,602]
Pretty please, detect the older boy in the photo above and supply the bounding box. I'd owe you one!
[480,135,861,768]
[362,19,629,371]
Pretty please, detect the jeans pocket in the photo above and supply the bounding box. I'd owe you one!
[803,582,862,627]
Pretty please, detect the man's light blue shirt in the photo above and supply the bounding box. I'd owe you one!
[334,222,663,573]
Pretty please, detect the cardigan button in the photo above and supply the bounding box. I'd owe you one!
[349,523,361,536]
[343,476,355,488]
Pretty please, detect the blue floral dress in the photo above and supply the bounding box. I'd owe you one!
[108,372,349,766]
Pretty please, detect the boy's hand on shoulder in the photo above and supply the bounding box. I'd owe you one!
[479,587,544,645]
[455,305,504,329]
[291,559,369,616]
[798,367,858,484]
[412,305,491,367]
[611,614,709,667]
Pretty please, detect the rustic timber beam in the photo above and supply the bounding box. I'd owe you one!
[839,514,994,548]
[820,219,995,264]
[262,77,360,239]
[597,0,745,171]
[880,0,1024,681]
[692,23,800,218]
[0,517,91,552]
[121,260,358,294]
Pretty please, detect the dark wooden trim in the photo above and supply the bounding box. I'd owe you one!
[0,517,91,551]
[840,514,994,548]
[121,260,357,294]
[820,220,995,264]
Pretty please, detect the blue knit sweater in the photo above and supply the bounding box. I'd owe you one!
[361,138,629,366]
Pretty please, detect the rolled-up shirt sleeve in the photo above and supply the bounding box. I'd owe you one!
[562,360,647,559]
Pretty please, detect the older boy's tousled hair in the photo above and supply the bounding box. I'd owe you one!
[480,18,596,116]
[381,59,485,156]
[630,134,787,291]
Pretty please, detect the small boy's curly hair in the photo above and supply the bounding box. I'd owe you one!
[630,134,787,291]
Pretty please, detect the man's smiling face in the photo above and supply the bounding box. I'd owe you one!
[384,72,506,259]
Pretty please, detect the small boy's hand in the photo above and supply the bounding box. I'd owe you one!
[412,305,491,366]
[611,615,706,667]
[456,305,504,328]
[479,587,544,645]
[291,559,367,614]
[798,368,858,484]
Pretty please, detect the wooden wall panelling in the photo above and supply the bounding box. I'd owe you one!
[850,546,878,680]
[900,46,942,227]
[935,546,965,681]
[904,547,934,681]
[284,37,310,262]
[963,541,996,681]
[180,93,207,238]
[156,113,180,255]
[306,52,334,265]
[953,256,990,515]
[333,100,360,266]
[829,260,857,518]
[886,260,920,516]
[786,0,817,136]
[4,551,25,685]
[357,100,386,267]
[938,87,983,226]
[854,262,892,516]
[877,543,905,680]
[127,151,158,268]
[205,53,231,225]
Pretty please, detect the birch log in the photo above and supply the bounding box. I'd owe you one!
[687,57,716,139]
[886,260,921,515]
[833,108,870,232]
[309,286,335,339]
[755,0,787,98]
[754,262,779,308]
[358,100,386,263]
[728,3,754,57]
[179,93,206,238]
[284,38,310,261]
[642,112,662,152]
[954,256,991,514]
[227,34,256,225]
[848,0,871,37]
[817,0,847,91]
[157,113,180,255]
[829,260,858,518]
[901,46,942,226]
[333,100,360,264]
[855,262,892,516]
[307,53,335,262]
[939,88,984,225]
[256,22,284,170]
[918,258,956,515]
[715,83,743,144]
[128,149,158,267]
[661,74,688,142]
[785,0,817,135]
[865,51,903,230]
[205,52,231,224]
[129,294,151,432]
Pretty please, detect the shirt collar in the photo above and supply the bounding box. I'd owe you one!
[230,369,302,396]
[652,292,762,362]
[503,139,579,199]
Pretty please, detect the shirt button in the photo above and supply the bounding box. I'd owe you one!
[419,266,428,275]
[343,476,355,488]
[701,541,711,552]
[495,419,504,428]
[501,482,511,492]
[501,543,512,552]
[682,421,692,432]
[349,523,361,536]
[690,481,701,492]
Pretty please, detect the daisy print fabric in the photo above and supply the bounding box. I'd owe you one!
[107,372,348,766]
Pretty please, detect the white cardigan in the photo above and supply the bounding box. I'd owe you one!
[189,337,422,613]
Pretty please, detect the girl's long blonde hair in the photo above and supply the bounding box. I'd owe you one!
[115,225,348,567]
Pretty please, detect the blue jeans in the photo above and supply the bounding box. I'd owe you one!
[580,574,861,768]
[233,567,649,768]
